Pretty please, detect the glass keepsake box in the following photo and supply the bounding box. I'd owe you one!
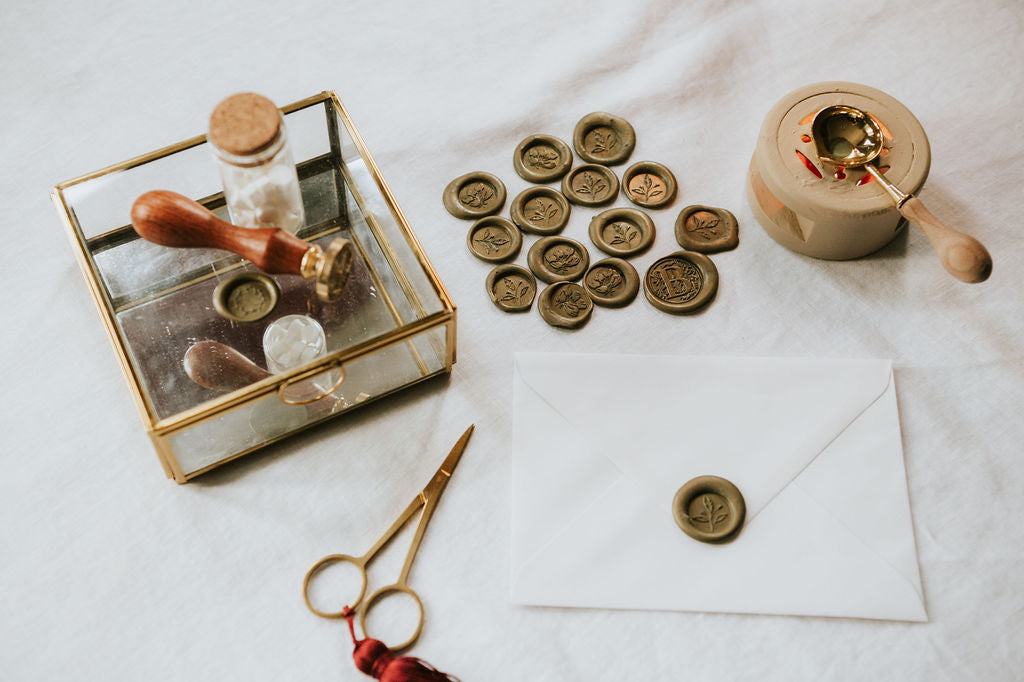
[52,92,456,482]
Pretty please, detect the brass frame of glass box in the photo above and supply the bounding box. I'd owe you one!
[50,91,457,483]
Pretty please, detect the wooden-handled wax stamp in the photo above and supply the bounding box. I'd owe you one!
[131,190,354,301]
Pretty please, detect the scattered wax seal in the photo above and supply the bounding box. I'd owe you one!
[467,216,522,263]
[622,161,677,209]
[672,476,746,544]
[485,264,537,313]
[561,164,619,207]
[538,282,593,330]
[213,272,280,323]
[674,205,739,253]
[588,207,656,258]
[513,134,573,183]
[527,235,590,284]
[572,112,636,165]
[443,171,506,220]
[643,251,719,314]
[582,257,639,308]
[509,186,571,236]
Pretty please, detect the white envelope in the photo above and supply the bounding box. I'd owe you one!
[511,353,926,622]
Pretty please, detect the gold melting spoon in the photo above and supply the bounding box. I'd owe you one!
[811,105,992,283]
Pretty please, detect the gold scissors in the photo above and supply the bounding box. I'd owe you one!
[302,425,474,650]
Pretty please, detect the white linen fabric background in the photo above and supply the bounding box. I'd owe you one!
[2,1,1022,680]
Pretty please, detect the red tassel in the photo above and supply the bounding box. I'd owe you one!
[341,607,459,682]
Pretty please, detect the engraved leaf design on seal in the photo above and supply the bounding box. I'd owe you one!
[689,495,729,531]
[630,174,664,202]
[544,245,582,272]
[607,222,640,246]
[687,212,721,240]
[498,276,529,304]
[576,171,607,197]
[588,267,623,295]
[589,129,617,154]
[460,183,494,208]
[553,288,586,317]
[528,198,559,224]
[526,145,560,169]
[474,228,510,254]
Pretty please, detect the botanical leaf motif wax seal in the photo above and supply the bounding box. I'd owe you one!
[562,164,619,207]
[485,264,536,313]
[583,258,639,308]
[643,251,719,314]
[466,216,521,264]
[606,222,640,246]
[629,174,664,202]
[537,282,593,329]
[510,187,571,236]
[672,476,746,544]
[544,245,582,272]
[587,267,623,295]
[588,128,618,154]
[474,228,510,254]
[528,198,559,225]
[443,171,506,219]
[576,171,607,197]
[621,161,677,209]
[526,145,560,169]
[687,211,721,239]
[674,205,739,253]
[553,286,587,317]
[573,112,636,165]
[499,276,531,304]
[513,134,573,183]
[460,182,494,208]
[689,495,729,532]
[527,235,590,284]
[588,207,655,257]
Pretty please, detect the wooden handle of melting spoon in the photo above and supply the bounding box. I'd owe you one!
[899,197,993,283]
[184,341,272,392]
[131,190,312,275]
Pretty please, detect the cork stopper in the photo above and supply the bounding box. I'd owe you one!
[208,93,282,156]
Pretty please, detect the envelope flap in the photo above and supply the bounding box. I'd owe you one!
[514,354,892,517]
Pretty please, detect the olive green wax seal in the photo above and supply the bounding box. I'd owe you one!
[583,257,639,308]
[527,235,590,284]
[485,264,537,313]
[672,476,746,544]
[513,134,573,183]
[467,216,522,263]
[561,164,619,207]
[588,207,656,258]
[213,272,280,323]
[622,161,677,209]
[509,186,571,236]
[675,205,739,253]
[643,251,719,314]
[443,171,506,220]
[538,282,593,330]
[573,112,636,165]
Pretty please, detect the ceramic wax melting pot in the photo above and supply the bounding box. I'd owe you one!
[747,81,931,262]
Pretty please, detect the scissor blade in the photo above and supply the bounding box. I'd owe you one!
[423,425,474,497]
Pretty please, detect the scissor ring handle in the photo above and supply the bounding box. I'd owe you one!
[359,583,425,652]
[302,553,367,619]
[278,363,346,405]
